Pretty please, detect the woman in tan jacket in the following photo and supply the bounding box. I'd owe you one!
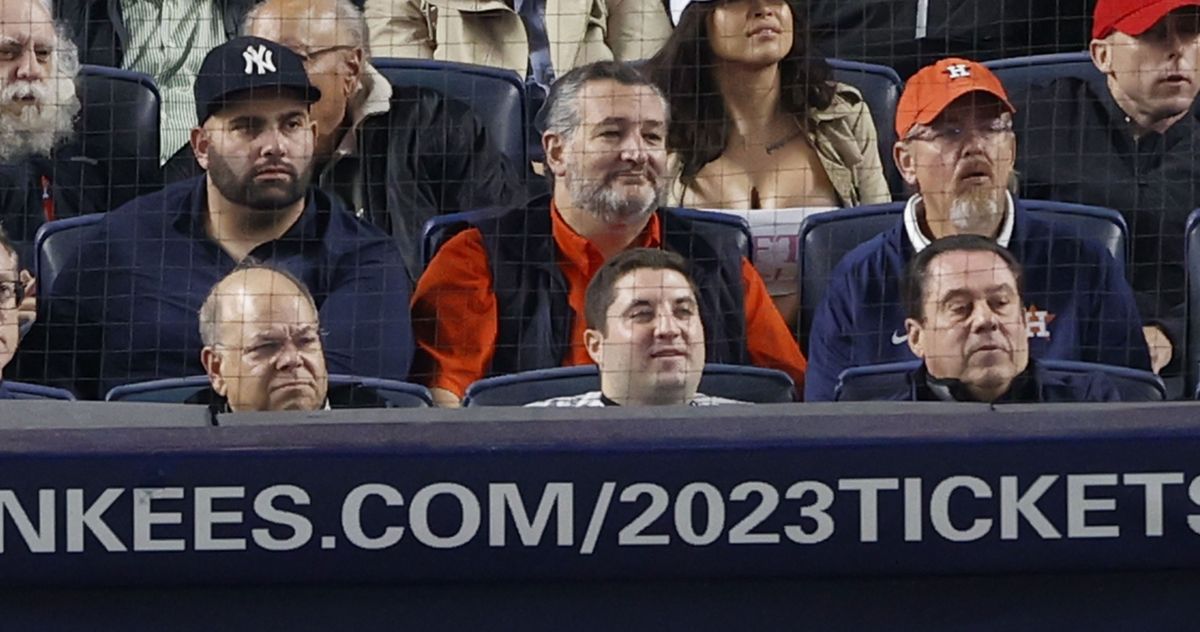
[365,0,672,79]
[645,0,890,328]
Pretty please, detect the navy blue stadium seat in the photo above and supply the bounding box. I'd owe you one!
[796,200,1128,350]
[2,380,75,401]
[33,213,104,299]
[77,65,162,210]
[106,375,433,407]
[985,52,1100,96]
[827,58,904,198]
[464,363,795,406]
[836,359,1164,402]
[421,204,753,267]
[373,58,528,168]
[1184,209,1200,394]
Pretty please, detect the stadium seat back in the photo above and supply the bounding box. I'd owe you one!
[796,201,1127,351]
[373,58,528,167]
[3,381,75,401]
[986,52,1101,96]
[1185,209,1200,393]
[422,204,753,267]
[827,58,904,198]
[836,359,1162,401]
[834,360,920,401]
[34,213,104,298]
[105,375,433,408]
[76,65,162,210]
[464,364,795,406]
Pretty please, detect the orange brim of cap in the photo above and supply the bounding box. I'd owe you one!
[1102,0,1200,37]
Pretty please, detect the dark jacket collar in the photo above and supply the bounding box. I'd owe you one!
[171,175,323,249]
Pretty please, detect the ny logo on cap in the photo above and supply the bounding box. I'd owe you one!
[945,63,971,79]
[243,45,276,75]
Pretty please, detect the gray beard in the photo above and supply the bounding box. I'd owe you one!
[567,171,665,224]
[0,76,80,163]
[948,189,1006,237]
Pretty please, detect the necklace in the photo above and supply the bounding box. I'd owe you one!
[764,122,804,154]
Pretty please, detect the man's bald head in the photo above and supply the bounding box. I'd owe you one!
[243,0,370,158]
[199,264,328,412]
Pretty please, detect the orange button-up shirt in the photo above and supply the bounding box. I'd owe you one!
[411,204,807,398]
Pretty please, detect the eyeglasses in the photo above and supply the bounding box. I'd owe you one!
[292,45,357,64]
[0,281,24,310]
[907,118,1013,145]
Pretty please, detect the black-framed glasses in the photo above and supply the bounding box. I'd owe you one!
[292,45,357,64]
[0,281,24,310]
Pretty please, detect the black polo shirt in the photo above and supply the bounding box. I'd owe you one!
[1012,75,1200,347]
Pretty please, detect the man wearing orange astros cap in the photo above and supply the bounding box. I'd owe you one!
[804,57,1151,401]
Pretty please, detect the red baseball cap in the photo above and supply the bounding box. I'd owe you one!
[895,58,1015,138]
[1093,0,1200,39]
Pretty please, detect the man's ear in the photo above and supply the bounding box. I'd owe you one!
[544,131,569,178]
[342,48,364,97]
[905,318,925,358]
[1090,38,1112,74]
[191,127,210,171]
[201,347,227,396]
[584,328,604,365]
[894,141,918,187]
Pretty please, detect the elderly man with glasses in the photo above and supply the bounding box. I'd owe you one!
[804,57,1151,401]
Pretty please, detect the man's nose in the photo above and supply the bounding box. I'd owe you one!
[15,49,45,82]
[259,127,288,157]
[275,340,303,370]
[969,303,1002,333]
[619,133,647,165]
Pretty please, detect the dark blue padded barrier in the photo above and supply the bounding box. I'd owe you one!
[421,204,754,267]
[372,58,528,168]
[796,200,1129,350]
[827,58,904,198]
[106,375,433,407]
[463,363,795,406]
[836,359,1166,402]
[3,401,1200,587]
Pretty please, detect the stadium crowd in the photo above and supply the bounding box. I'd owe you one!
[0,0,1193,409]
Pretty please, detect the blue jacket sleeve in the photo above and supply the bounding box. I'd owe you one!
[319,237,414,381]
[804,271,857,402]
[1090,246,1152,371]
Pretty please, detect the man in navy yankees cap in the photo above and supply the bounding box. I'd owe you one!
[16,35,415,398]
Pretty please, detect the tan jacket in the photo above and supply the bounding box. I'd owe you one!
[365,0,671,77]
[670,83,892,209]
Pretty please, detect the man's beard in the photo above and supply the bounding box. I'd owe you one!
[567,168,665,224]
[0,75,80,163]
[948,187,1006,237]
[206,149,311,216]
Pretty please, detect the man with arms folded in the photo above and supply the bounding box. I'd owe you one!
[16,36,413,399]
[850,235,1122,403]
[1013,0,1200,375]
[166,0,522,278]
[805,57,1150,401]
[412,61,806,407]
[529,248,740,407]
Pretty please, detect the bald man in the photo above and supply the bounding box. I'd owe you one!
[164,0,522,279]
[199,264,329,412]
